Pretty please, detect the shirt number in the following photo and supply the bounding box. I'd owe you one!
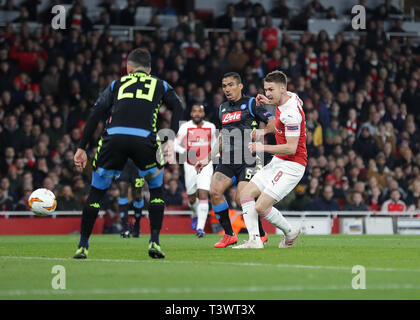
[117,75,157,102]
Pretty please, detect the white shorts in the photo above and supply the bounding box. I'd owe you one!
[184,161,213,195]
[251,157,305,202]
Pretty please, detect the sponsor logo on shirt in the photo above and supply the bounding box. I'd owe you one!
[222,111,242,124]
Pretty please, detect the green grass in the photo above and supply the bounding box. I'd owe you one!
[1,234,420,300]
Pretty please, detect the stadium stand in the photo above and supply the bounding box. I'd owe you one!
[0,0,419,232]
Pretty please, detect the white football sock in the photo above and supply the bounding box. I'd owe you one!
[197,200,209,230]
[241,198,260,240]
[189,198,199,217]
[263,206,292,235]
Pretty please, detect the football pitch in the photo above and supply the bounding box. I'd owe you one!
[1,234,420,300]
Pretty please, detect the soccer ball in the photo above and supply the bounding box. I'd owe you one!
[28,188,57,216]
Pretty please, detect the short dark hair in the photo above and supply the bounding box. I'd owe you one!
[264,70,287,86]
[191,104,205,111]
[222,72,242,84]
[127,48,151,69]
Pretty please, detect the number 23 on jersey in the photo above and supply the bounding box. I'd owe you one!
[117,74,157,101]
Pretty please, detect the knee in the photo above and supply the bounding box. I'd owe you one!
[209,188,223,202]
[255,203,267,216]
[198,190,209,200]
[188,194,196,205]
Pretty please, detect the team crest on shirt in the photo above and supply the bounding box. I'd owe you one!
[240,104,247,110]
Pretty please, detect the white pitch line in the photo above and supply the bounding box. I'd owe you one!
[2,255,420,273]
[1,284,420,297]
[305,238,420,241]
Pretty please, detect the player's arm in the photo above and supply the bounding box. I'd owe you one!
[250,135,299,155]
[162,81,183,134]
[75,85,114,170]
[251,97,275,139]
[174,125,187,154]
[250,109,301,156]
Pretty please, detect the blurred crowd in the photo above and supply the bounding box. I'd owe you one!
[0,0,419,214]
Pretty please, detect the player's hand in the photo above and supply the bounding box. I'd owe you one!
[195,159,209,174]
[163,140,175,164]
[251,129,265,141]
[248,142,264,153]
[74,148,87,172]
[256,94,270,106]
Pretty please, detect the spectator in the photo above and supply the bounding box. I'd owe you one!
[325,6,338,19]
[289,185,311,211]
[0,147,15,175]
[401,78,420,119]
[15,185,32,211]
[40,65,60,97]
[367,152,392,188]
[234,0,253,17]
[215,3,235,29]
[184,11,205,44]
[259,16,281,53]
[343,191,368,211]
[0,187,14,211]
[406,180,420,209]
[228,41,249,72]
[381,189,406,213]
[119,0,136,26]
[307,185,340,211]
[163,179,184,206]
[367,185,382,211]
[354,127,378,162]
[158,0,177,16]
[180,33,200,59]
[56,185,80,211]
[271,0,289,19]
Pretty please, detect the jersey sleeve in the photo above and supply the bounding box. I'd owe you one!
[279,108,302,137]
[210,122,218,151]
[162,80,184,134]
[216,104,223,129]
[174,123,187,154]
[250,98,274,124]
[79,84,114,149]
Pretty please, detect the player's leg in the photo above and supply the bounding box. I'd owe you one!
[118,180,130,238]
[75,184,109,258]
[195,189,208,237]
[132,177,145,238]
[75,136,125,259]
[233,165,267,248]
[128,136,166,258]
[235,180,263,248]
[184,162,199,230]
[210,165,236,247]
[257,159,306,248]
[195,161,213,237]
[143,167,165,258]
